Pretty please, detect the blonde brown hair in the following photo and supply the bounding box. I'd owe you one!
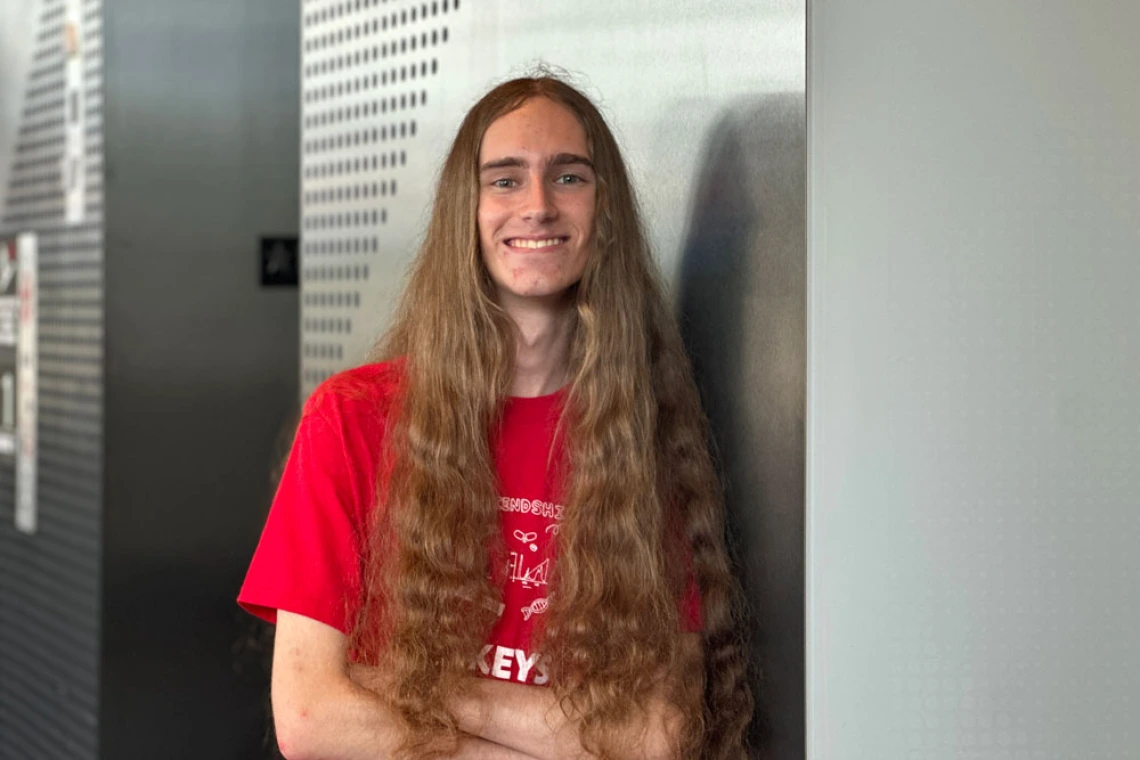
[351,74,752,758]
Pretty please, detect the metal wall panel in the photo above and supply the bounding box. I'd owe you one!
[809,2,1140,758]
[2,0,300,755]
[298,1,806,756]
[99,0,299,757]
[0,1,103,759]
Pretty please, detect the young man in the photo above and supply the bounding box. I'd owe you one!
[239,76,751,759]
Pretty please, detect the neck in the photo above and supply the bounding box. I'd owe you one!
[501,293,576,398]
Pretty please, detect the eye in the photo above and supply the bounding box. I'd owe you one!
[555,173,585,185]
[490,177,516,189]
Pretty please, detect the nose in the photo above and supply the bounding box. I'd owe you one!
[521,174,557,222]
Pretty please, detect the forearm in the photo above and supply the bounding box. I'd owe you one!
[269,611,538,759]
[276,672,531,760]
[274,672,401,759]
[450,678,680,760]
[453,734,543,759]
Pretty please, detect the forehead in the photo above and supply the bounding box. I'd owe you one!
[479,97,589,161]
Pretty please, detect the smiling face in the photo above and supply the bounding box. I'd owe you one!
[477,97,596,310]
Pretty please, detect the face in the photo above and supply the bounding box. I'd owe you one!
[477,97,596,309]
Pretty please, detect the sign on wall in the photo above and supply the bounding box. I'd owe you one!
[15,232,37,534]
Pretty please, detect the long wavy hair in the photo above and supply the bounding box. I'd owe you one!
[350,74,752,759]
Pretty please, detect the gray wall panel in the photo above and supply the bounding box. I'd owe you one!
[99,0,299,757]
[809,2,1140,757]
[679,92,805,758]
[0,1,103,759]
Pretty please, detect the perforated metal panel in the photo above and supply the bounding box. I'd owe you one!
[0,1,103,758]
[300,0,458,395]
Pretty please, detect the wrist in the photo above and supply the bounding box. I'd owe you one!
[452,676,489,734]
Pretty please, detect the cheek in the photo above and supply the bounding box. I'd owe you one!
[476,209,493,246]
[477,199,506,242]
[574,198,597,245]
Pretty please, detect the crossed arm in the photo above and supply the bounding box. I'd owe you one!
[271,611,692,760]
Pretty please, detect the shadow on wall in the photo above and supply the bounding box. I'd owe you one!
[676,92,806,760]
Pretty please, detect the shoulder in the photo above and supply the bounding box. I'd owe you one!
[286,360,405,493]
[302,358,405,426]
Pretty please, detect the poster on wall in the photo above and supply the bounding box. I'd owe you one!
[15,232,37,534]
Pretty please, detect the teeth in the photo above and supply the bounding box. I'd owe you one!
[510,238,564,249]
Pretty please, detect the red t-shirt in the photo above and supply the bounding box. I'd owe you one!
[239,360,700,687]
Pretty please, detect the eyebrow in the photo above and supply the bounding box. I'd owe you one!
[479,153,594,173]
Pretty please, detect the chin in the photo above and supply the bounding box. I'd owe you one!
[499,281,578,303]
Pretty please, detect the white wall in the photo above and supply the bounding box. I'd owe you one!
[808,2,1140,757]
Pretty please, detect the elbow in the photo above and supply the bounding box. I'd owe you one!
[272,697,323,760]
[271,675,401,760]
[272,677,344,760]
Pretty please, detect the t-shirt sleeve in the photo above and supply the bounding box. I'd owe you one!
[238,406,366,635]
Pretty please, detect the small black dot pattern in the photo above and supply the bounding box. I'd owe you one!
[299,0,458,391]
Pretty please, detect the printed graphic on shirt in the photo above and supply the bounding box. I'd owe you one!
[508,554,550,589]
[477,644,551,685]
[486,493,565,684]
[498,496,564,520]
[521,597,548,621]
[500,496,564,591]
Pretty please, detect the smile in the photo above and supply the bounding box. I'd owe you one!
[505,237,568,250]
